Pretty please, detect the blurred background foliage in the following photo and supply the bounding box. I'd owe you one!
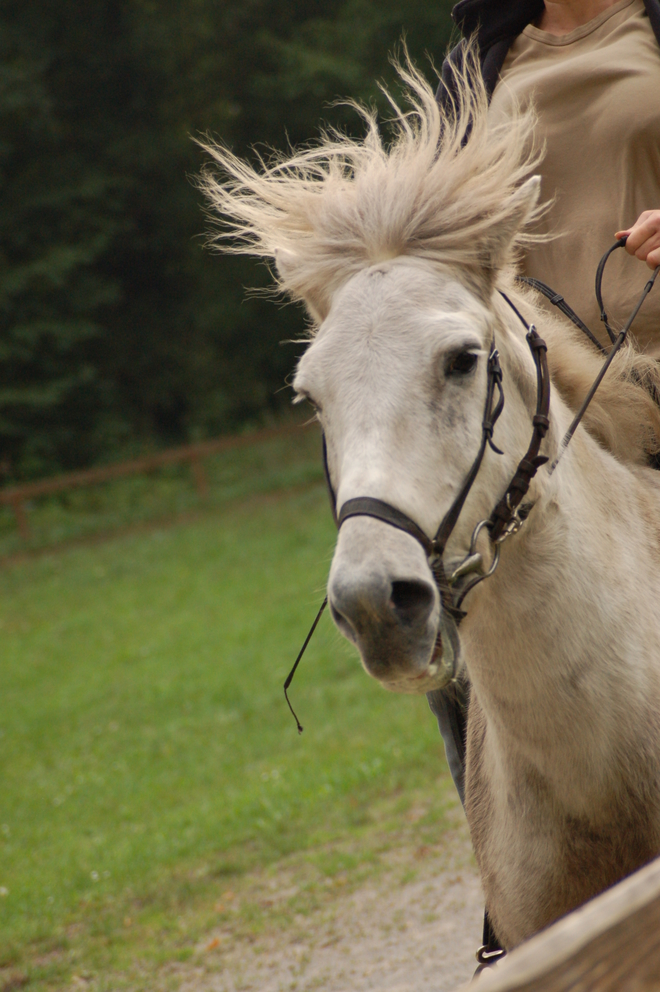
[0,0,455,481]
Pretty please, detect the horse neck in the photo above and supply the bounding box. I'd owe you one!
[464,417,660,804]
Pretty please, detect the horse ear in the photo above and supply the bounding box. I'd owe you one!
[487,175,542,271]
[274,247,299,283]
[275,247,330,324]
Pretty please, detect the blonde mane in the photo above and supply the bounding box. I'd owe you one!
[198,48,660,467]
[197,50,544,314]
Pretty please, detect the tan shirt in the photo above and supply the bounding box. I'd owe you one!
[489,0,660,354]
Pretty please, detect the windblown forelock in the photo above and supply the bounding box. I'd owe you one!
[196,44,544,325]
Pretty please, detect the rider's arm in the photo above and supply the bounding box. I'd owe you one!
[616,210,660,269]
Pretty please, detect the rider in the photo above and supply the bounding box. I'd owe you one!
[431,0,660,807]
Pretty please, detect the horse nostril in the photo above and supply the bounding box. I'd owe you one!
[329,602,357,643]
[389,580,434,627]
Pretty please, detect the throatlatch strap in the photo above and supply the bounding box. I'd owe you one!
[488,295,550,542]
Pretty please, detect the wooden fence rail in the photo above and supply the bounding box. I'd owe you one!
[0,423,308,541]
[462,853,660,991]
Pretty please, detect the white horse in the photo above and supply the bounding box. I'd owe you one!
[199,54,660,949]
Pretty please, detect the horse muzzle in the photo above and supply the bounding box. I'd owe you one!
[327,516,454,693]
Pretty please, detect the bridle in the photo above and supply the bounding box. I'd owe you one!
[284,240,658,732]
[284,295,551,731]
[335,307,549,597]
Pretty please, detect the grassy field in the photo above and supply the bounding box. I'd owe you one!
[0,437,456,991]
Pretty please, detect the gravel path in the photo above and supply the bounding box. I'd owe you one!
[180,832,483,992]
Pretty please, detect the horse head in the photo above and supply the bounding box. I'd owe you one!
[292,245,546,693]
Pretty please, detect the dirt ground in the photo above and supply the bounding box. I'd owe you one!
[180,826,483,992]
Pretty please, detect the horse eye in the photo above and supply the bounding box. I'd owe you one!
[446,351,478,377]
[297,391,321,413]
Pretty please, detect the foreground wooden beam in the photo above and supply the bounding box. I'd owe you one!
[463,854,660,991]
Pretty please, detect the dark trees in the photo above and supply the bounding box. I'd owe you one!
[0,0,453,479]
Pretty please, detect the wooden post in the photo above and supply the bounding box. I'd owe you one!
[11,497,30,541]
[190,457,209,499]
[465,853,660,991]
[0,423,311,539]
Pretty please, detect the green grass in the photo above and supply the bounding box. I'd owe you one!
[0,469,456,990]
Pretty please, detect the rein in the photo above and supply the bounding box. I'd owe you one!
[517,275,608,355]
[284,241,659,733]
[552,238,660,469]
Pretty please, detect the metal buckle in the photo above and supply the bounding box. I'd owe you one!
[493,497,526,544]
[475,944,506,976]
[476,945,506,965]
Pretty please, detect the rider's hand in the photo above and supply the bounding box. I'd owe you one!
[616,210,660,270]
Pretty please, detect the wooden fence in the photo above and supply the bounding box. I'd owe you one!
[462,853,660,991]
[0,423,307,541]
